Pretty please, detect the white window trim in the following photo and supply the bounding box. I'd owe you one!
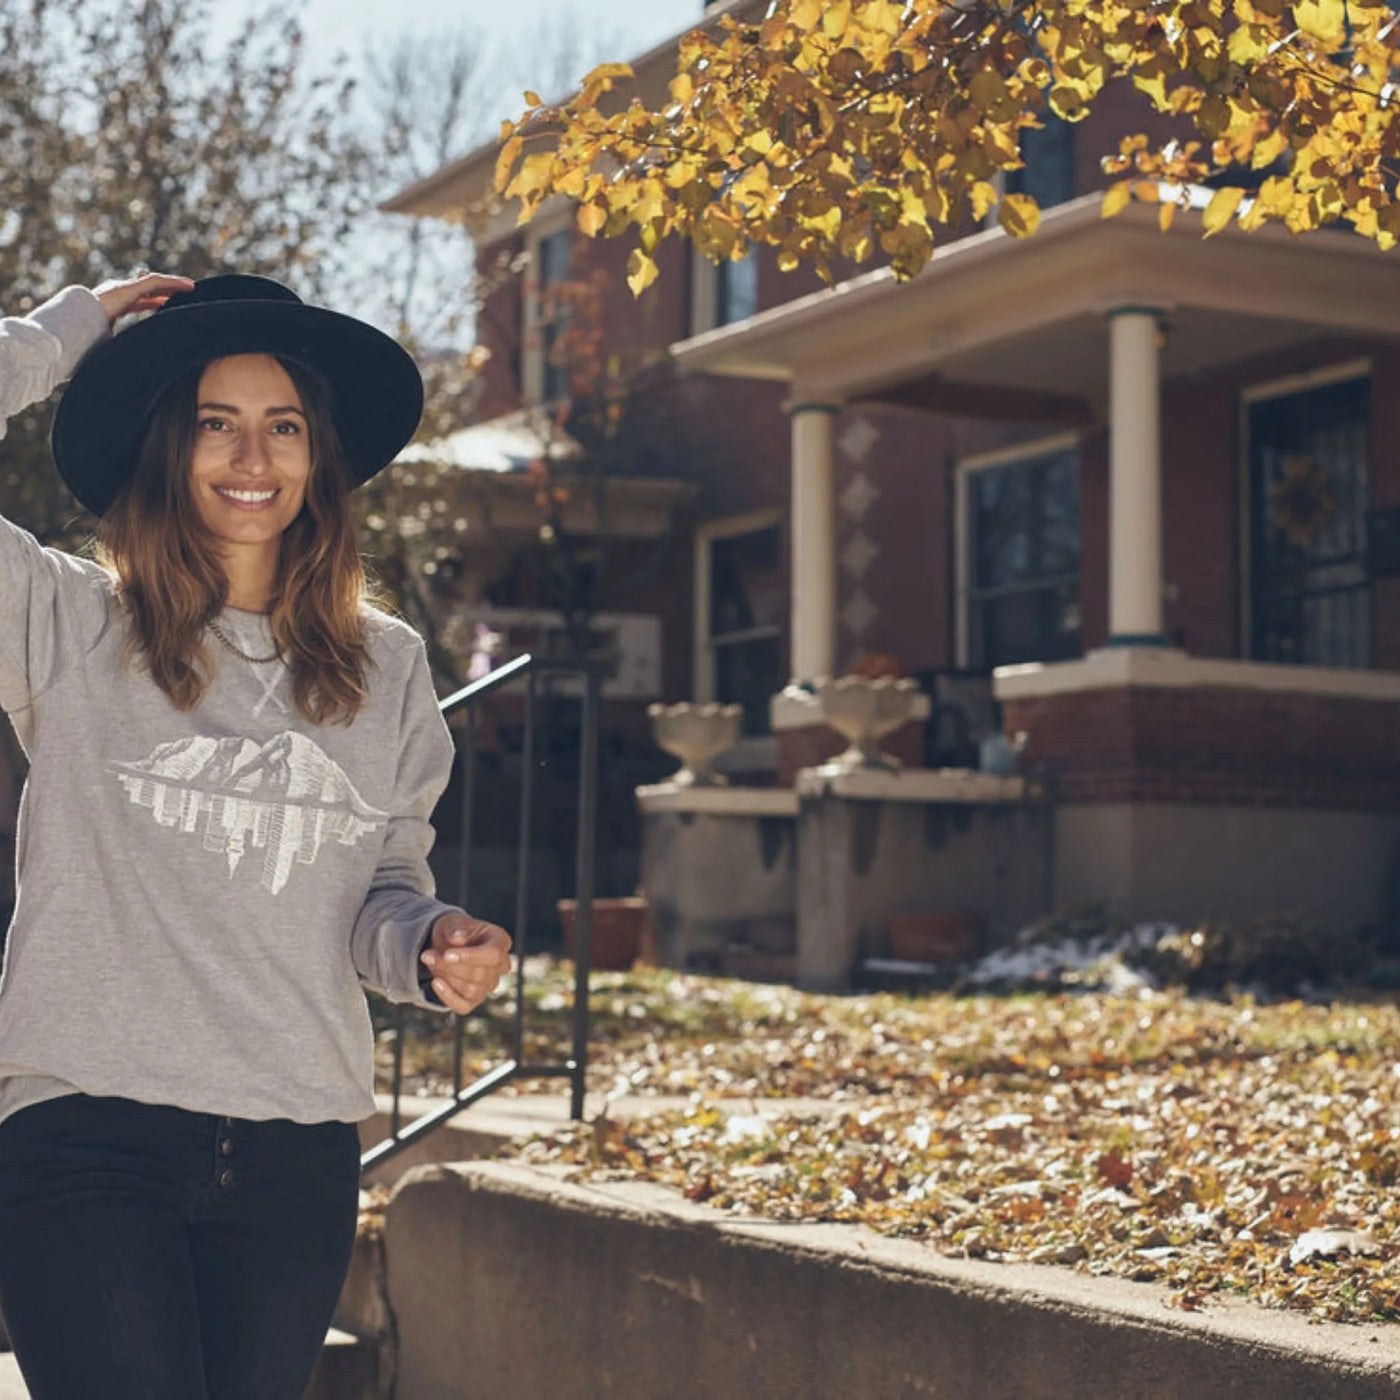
[1236,357,1372,661]
[694,508,784,702]
[954,431,1082,669]
[689,246,720,338]
[521,201,576,406]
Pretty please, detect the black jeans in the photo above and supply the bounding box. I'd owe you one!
[0,1092,361,1400]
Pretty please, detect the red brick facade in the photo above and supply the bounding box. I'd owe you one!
[1003,685,1400,810]
[463,71,1400,762]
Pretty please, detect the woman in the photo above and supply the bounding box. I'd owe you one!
[0,270,512,1399]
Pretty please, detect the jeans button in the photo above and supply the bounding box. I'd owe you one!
[219,1138,234,1156]
[219,1167,235,1187]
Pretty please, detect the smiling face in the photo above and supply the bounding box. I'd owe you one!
[188,354,312,586]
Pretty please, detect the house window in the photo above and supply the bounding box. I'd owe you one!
[523,224,572,404]
[964,442,1081,671]
[689,247,759,336]
[698,516,783,734]
[1247,369,1371,669]
[716,251,758,326]
[1005,114,1076,211]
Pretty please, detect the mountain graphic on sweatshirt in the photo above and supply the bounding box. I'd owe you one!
[107,732,388,895]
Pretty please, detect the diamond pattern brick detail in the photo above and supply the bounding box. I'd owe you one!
[839,416,880,464]
[841,588,877,637]
[840,471,879,522]
[841,530,878,580]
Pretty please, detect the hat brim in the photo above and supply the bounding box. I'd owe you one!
[51,301,423,518]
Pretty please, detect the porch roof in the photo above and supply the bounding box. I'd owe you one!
[670,197,1400,421]
[394,409,693,540]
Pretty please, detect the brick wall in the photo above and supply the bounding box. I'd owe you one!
[1003,684,1400,809]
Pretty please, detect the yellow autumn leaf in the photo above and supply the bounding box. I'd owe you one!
[582,62,635,86]
[860,0,904,37]
[998,192,1041,237]
[1250,129,1289,170]
[1202,185,1246,236]
[626,248,659,297]
[790,0,824,30]
[1228,23,1272,64]
[577,203,607,237]
[524,90,543,109]
[505,151,556,204]
[1159,199,1177,232]
[1101,180,1133,218]
[823,0,851,39]
[1294,0,1347,46]
[494,135,523,195]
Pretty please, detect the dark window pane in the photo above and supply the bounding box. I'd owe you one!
[973,584,1081,671]
[969,446,1081,671]
[1249,376,1370,669]
[711,526,782,637]
[716,252,758,326]
[972,448,1079,589]
[1005,115,1076,210]
[538,229,573,402]
[538,229,571,286]
[715,636,783,735]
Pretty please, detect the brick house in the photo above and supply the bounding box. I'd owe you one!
[384,0,1400,936]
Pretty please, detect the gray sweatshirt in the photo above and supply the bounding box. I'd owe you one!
[0,285,457,1128]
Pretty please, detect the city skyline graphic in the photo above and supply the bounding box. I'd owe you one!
[107,731,388,895]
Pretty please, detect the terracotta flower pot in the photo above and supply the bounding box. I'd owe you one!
[887,911,984,966]
[557,897,649,971]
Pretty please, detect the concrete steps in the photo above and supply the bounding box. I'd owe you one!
[0,1328,374,1399]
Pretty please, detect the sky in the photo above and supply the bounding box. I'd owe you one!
[229,0,706,132]
[206,0,709,336]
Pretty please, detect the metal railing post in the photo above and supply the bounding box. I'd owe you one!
[569,665,601,1121]
[364,653,600,1174]
[512,670,537,1064]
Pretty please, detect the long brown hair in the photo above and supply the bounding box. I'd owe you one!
[94,356,384,726]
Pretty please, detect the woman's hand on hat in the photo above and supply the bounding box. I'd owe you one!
[421,914,513,1016]
[91,271,195,326]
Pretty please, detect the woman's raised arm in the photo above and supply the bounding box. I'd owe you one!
[0,272,192,443]
[0,272,191,725]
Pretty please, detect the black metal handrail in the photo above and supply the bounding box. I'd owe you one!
[359,652,601,1175]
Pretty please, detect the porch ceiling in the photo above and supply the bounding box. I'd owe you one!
[670,196,1400,417]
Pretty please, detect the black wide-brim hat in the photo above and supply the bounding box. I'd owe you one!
[51,274,424,518]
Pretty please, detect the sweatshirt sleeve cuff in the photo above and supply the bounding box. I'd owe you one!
[408,901,469,1012]
[27,287,111,384]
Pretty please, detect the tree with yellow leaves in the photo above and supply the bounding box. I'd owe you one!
[496,0,1400,292]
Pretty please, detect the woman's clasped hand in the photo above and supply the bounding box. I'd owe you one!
[420,915,513,1016]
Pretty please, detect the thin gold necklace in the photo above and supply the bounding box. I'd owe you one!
[207,617,282,665]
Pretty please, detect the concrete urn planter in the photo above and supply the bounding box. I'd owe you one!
[816,677,921,772]
[647,702,743,787]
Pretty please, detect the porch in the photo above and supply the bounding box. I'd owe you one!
[657,196,1400,960]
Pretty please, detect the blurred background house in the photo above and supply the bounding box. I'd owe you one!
[382,0,1400,980]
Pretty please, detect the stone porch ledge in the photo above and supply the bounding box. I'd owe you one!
[995,647,1400,703]
[384,1158,1400,1400]
[635,785,799,816]
[794,767,1026,803]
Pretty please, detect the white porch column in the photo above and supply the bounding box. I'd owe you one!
[789,399,839,682]
[1107,307,1166,644]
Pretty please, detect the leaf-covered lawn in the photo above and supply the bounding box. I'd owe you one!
[374,961,1400,1325]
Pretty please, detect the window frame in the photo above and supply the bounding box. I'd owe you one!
[689,245,759,337]
[521,205,576,406]
[694,508,785,706]
[1237,357,1373,668]
[955,431,1083,671]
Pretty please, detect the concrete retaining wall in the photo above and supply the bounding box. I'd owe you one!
[383,1160,1400,1400]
